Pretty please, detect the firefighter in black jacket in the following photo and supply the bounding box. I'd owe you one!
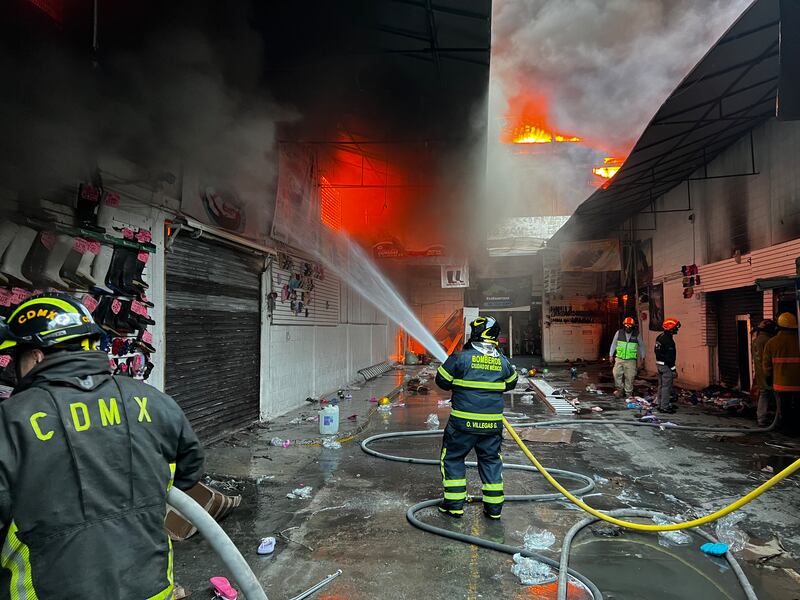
[655,317,681,413]
[435,317,518,519]
[0,293,204,599]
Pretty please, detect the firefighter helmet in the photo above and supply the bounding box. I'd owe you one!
[662,318,681,331]
[623,317,635,327]
[469,316,500,345]
[0,293,103,352]
[777,312,798,329]
[755,318,778,334]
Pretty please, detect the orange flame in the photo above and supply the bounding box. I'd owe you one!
[592,157,623,180]
[502,93,582,145]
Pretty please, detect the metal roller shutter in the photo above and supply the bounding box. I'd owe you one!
[166,235,262,442]
[712,286,762,389]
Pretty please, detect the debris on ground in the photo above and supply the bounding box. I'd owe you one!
[437,399,451,407]
[585,383,600,394]
[515,428,573,444]
[257,537,276,555]
[322,438,342,450]
[652,515,692,546]
[591,406,603,412]
[287,486,313,500]
[520,394,534,405]
[700,542,729,557]
[522,527,556,550]
[742,537,788,563]
[511,553,556,585]
[715,513,749,552]
[271,437,291,448]
[425,413,440,429]
[590,524,624,537]
[209,576,238,600]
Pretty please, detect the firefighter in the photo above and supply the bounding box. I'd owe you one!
[763,312,800,434]
[434,317,518,519]
[655,318,681,413]
[752,319,778,426]
[609,316,645,398]
[0,293,204,599]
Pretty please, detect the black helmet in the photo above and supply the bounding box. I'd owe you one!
[0,293,103,352]
[469,316,500,345]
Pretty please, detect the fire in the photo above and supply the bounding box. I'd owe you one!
[510,124,582,145]
[319,175,342,231]
[592,157,623,180]
[502,93,582,145]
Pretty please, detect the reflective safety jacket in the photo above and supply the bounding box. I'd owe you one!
[763,330,800,392]
[611,328,642,361]
[0,351,205,600]
[435,342,518,435]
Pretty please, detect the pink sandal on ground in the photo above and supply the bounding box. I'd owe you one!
[210,576,238,600]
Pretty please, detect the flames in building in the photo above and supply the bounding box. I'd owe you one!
[501,93,627,186]
[592,157,623,180]
[508,124,582,145]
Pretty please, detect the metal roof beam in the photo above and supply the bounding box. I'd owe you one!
[677,48,778,90]
[652,76,777,123]
[425,0,441,75]
[376,25,430,42]
[389,0,490,20]
[718,20,779,45]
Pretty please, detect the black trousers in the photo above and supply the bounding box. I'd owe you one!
[440,420,504,516]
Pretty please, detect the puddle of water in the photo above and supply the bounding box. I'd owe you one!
[570,536,746,600]
[752,454,800,472]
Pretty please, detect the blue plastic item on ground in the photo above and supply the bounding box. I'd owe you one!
[700,542,729,556]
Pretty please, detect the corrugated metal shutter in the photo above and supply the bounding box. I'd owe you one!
[271,250,339,326]
[699,238,800,292]
[166,235,262,442]
[711,286,762,388]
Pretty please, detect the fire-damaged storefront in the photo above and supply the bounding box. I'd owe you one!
[548,0,800,391]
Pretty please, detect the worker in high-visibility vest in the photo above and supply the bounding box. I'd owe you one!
[609,317,645,398]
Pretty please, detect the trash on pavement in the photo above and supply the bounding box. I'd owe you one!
[700,542,729,557]
[425,413,440,429]
[287,486,313,500]
[520,394,534,405]
[522,527,556,550]
[271,437,291,448]
[258,537,276,555]
[322,437,342,450]
[511,553,556,585]
[715,514,749,552]
[210,576,238,600]
[652,515,692,546]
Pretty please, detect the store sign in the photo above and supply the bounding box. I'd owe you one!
[472,276,531,309]
[441,262,469,288]
[373,240,405,259]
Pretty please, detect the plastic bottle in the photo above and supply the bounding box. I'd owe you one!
[319,404,340,435]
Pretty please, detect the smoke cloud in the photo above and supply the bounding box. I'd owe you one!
[491,0,753,153]
[0,13,291,224]
[484,0,753,226]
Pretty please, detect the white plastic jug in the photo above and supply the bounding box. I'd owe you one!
[319,404,340,435]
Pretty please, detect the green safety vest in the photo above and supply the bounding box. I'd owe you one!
[615,329,639,360]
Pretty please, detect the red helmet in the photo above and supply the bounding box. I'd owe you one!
[663,318,681,331]
[623,317,635,326]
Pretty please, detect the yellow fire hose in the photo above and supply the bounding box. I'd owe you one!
[503,416,800,532]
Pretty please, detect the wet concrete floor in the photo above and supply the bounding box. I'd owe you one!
[174,365,800,599]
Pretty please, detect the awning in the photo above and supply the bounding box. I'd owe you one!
[551,0,780,244]
[755,276,798,291]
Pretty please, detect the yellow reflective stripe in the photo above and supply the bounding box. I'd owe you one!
[146,538,174,600]
[452,379,505,390]
[1,521,39,600]
[482,496,505,504]
[167,462,176,491]
[444,491,467,500]
[439,507,465,515]
[437,366,454,382]
[439,448,446,482]
[481,483,504,491]
[8,298,76,321]
[505,372,518,383]
[450,409,503,421]
[443,479,466,487]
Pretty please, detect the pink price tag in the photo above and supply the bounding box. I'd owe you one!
[40,231,56,251]
[136,229,152,243]
[80,184,100,202]
[122,227,134,240]
[81,295,99,313]
[142,330,153,345]
[73,237,89,253]
[111,299,122,315]
[131,300,148,317]
[137,251,150,264]
[104,192,121,207]
[0,289,12,307]
[0,355,10,368]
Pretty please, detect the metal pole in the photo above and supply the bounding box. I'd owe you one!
[288,570,343,600]
[509,313,513,359]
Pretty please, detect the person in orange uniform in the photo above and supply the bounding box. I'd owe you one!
[763,312,800,434]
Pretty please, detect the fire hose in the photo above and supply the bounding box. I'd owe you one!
[361,410,795,599]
